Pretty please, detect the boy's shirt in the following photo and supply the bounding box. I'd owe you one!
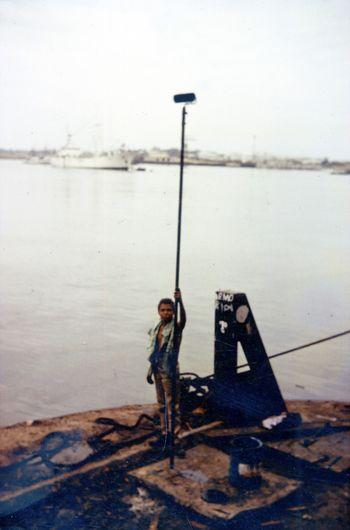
[148,320,175,375]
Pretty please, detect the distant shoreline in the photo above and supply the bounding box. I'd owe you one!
[1,149,349,174]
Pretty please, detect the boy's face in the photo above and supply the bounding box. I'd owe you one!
[158,303,174,323]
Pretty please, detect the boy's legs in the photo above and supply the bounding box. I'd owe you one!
[158,367,181,436]
[154,369,166,434]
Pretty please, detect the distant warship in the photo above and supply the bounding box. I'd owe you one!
[50,137,131,170]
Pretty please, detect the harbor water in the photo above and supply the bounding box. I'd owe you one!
[0,160,349,426]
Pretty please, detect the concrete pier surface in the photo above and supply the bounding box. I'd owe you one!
[0,400,349,529]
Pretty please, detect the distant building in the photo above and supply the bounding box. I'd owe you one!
[145,149,171,163]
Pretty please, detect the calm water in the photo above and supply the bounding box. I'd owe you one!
[0,160,349,426]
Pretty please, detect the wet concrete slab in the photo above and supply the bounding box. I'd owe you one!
[130,444,300,521]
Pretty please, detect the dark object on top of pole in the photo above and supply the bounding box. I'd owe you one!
[169,92,196,469]
[174,93,196,104]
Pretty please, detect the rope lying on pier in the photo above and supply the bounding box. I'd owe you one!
[45,414,157,470]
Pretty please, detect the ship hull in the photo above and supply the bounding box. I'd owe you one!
[50,155,129,170]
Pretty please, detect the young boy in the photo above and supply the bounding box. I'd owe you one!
[147,289,186,442]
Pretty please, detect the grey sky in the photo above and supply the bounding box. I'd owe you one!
[0,0,349,159]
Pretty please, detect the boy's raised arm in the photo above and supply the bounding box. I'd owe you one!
[174,288,186,330]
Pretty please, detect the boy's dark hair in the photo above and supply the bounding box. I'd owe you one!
[158,298,174,311]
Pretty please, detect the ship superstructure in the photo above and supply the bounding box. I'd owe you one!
[50,136,131,170]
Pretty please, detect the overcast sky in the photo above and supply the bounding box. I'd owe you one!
[0,0,349,159]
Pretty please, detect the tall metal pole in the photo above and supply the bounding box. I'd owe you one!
[175,105,186,291]
[169,104,187,469]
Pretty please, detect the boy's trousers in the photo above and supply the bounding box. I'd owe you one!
[154,365,181,435]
